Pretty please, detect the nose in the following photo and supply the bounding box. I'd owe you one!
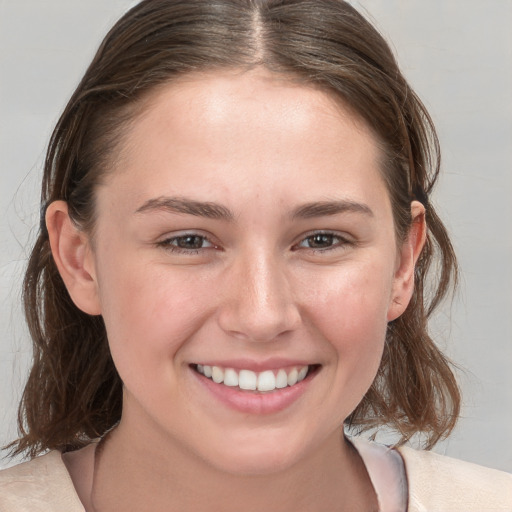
[217,250,301,342]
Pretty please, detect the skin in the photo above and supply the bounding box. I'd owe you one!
[49,69,425,511]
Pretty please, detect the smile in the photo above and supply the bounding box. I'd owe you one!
[194,364,310,392]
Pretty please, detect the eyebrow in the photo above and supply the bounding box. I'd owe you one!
[291,200,374,219]
[134,196,373,221]
[135,196,234,221]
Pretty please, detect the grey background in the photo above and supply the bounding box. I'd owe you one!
[1,1,511,471]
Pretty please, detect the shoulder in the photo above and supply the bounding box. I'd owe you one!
[397,445,512,512]
[0,451,85,512]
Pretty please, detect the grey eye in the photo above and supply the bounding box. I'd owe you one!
[173,235,207,249]
[303,234,337,249]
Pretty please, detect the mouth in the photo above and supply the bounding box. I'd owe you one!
[192,363,320,393]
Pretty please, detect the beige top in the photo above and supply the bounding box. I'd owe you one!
[1,439,511,511]
[396,444,512,512]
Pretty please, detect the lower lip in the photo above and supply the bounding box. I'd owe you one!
[191,367,317,415]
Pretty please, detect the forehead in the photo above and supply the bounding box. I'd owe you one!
[102,68,388,215]
[136,68,375,148]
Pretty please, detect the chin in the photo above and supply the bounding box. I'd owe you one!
[200,432,309,476]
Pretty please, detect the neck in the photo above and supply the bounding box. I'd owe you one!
[90,417,377,512]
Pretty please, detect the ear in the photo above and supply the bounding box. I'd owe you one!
[387,201,426,322]
[46,200,101,315]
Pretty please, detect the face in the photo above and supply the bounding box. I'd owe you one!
[58,69,421,474]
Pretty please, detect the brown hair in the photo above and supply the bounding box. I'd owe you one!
[10,0,459,458]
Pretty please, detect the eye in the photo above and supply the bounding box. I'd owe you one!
[295,232,351,251]
[158,233,216,254]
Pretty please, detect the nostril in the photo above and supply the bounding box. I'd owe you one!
[217,300,301,342]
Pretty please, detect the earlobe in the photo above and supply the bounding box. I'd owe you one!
[387,201,426,322]
[46,201,101,315]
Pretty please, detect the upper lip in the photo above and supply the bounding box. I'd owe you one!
[191,358,317,372]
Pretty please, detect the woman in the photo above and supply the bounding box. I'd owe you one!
[1,1,511,510]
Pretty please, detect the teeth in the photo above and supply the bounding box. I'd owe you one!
[239,369,257,390]
[257,370,276,392]
[223,368,238,387]
[287,368,298,386]
[276,369,288,389]
[212,366,224,384]
[196,364,311,392]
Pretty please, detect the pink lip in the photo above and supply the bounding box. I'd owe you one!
[191,365,318,415]
[193,358,313,372]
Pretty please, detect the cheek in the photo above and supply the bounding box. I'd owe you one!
[300,259,393,399]
[302,257,394,337]
[95,254,214,386]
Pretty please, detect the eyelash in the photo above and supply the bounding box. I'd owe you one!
[157,234,217,255]
[157,231,352,255]
[293,231,353,253]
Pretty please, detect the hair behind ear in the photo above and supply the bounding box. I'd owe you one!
[7,217,122,459]
[348,200,460,449]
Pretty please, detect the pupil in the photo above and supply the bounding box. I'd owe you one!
[178,236,202,249]
[310,234,333,248]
